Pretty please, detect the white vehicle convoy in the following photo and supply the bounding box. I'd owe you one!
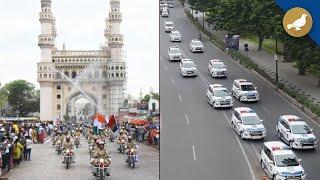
[231,107,266,139]
[208,59,227,78]
[206,84,233,108]
[232,79,259,102]
[276,115,317,149]
[260,141,306,180]
[167,46,182,61]
[190,39,204,52]
[164,21,174,32]
[170,31,181,42]
[179,59,197,77]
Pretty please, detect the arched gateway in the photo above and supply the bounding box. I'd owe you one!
[37,0,126,121]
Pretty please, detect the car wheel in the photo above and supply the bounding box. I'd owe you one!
[261,160,265,170]
[290,141,294,149]
[240,132,245,139]
[277,130,281,138]
[231,122,236,130]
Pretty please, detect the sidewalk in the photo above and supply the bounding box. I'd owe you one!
[187,7,320,106]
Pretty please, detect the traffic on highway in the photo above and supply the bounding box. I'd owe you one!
[160,1,320,180]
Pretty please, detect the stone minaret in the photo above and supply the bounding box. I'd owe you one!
[105,0,124,61]
[38,0,56,121]
[104,0,126,115]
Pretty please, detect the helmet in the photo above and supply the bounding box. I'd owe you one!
[128,136,133,142]
[93,135,98,140]
[66,136,70,141]
[98,140,105,145]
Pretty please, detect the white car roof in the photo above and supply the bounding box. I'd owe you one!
[264,141,293,156]
[165,21,173,24]
[210,59,224,65]
[181,59,192,62]
[280,115,306,125]
[234,79,253,85]
[191,39,201,43]
[169,46,179,49]
[209,84,225,90]
[234,107,257,117]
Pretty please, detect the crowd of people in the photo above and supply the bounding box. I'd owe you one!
[123,120,160,147]
[0,120,52,174]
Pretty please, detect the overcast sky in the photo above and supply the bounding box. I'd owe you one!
[0,0,159,99]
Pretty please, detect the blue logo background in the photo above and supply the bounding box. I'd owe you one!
[275,0,320,45]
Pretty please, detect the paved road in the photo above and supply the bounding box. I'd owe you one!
[3,136,159,180]
[160,2,320,180]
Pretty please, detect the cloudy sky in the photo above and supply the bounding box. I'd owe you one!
[0,0,159,98]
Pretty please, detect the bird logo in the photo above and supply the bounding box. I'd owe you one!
[283,7,313,37]
[287,14,307,31]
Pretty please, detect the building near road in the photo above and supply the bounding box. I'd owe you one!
[37,0,126,121]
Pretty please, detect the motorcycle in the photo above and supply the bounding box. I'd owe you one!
[63,149,74,169]
[89,145,94,158]
[117,139,126,154]
[74,136,80,148]
[125,148,138,169]
[109,133,115,142]
[92,158,111,180]
[56,141,62,155]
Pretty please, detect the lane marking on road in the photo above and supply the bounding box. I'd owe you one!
[171,77,175,86]
[250,143,260,159]
[192,145,197,161]
[164,65,168,71]
[262,105,271,115]
[185,113,190,125]
[223,111,257,180]
[45,137,51,144]
[178,93,182,102]
[197,70,210,87]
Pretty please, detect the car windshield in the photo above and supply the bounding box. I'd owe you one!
[241,85,255,91]
[170,48,180,54]
[193,41,202,46]
[183,62,195,68]
[241,115,261,125]
[214,89,229,97]
[172,32,180,36]
[291,124,312,134]
[166,23,173,27]
[274,154,299,167]
[213,63,225,69]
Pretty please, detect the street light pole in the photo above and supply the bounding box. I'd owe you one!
[275,35,279,85]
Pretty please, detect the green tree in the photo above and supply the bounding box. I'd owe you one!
[151,93,160,101]
[0,83,8,116]
[4,80,39,116]
[142,94,151,102]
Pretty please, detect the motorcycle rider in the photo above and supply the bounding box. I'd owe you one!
[55,131,65,146]
[74,128,81,145]
[125,136,137,155]
[90,140,111,176]
[62,136,75,163]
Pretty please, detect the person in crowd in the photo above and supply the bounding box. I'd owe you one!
[24,136,33,161]
[12,137,23,167]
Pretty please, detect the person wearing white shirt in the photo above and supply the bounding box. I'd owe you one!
[25,137,33,161]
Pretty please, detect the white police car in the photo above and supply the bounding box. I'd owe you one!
[179,59,197,77]
[232,79,259,102]
[276,115,317,150]
[190,39,204,53]
[167,46,182,61]
[208,59,227,78]
[164,21,174,32]
[231,107,266,139]
[170,31,181,42]
[206,84,233,108]
[260,141,306,180]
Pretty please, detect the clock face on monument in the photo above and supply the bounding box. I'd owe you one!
[275,0,320,44]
